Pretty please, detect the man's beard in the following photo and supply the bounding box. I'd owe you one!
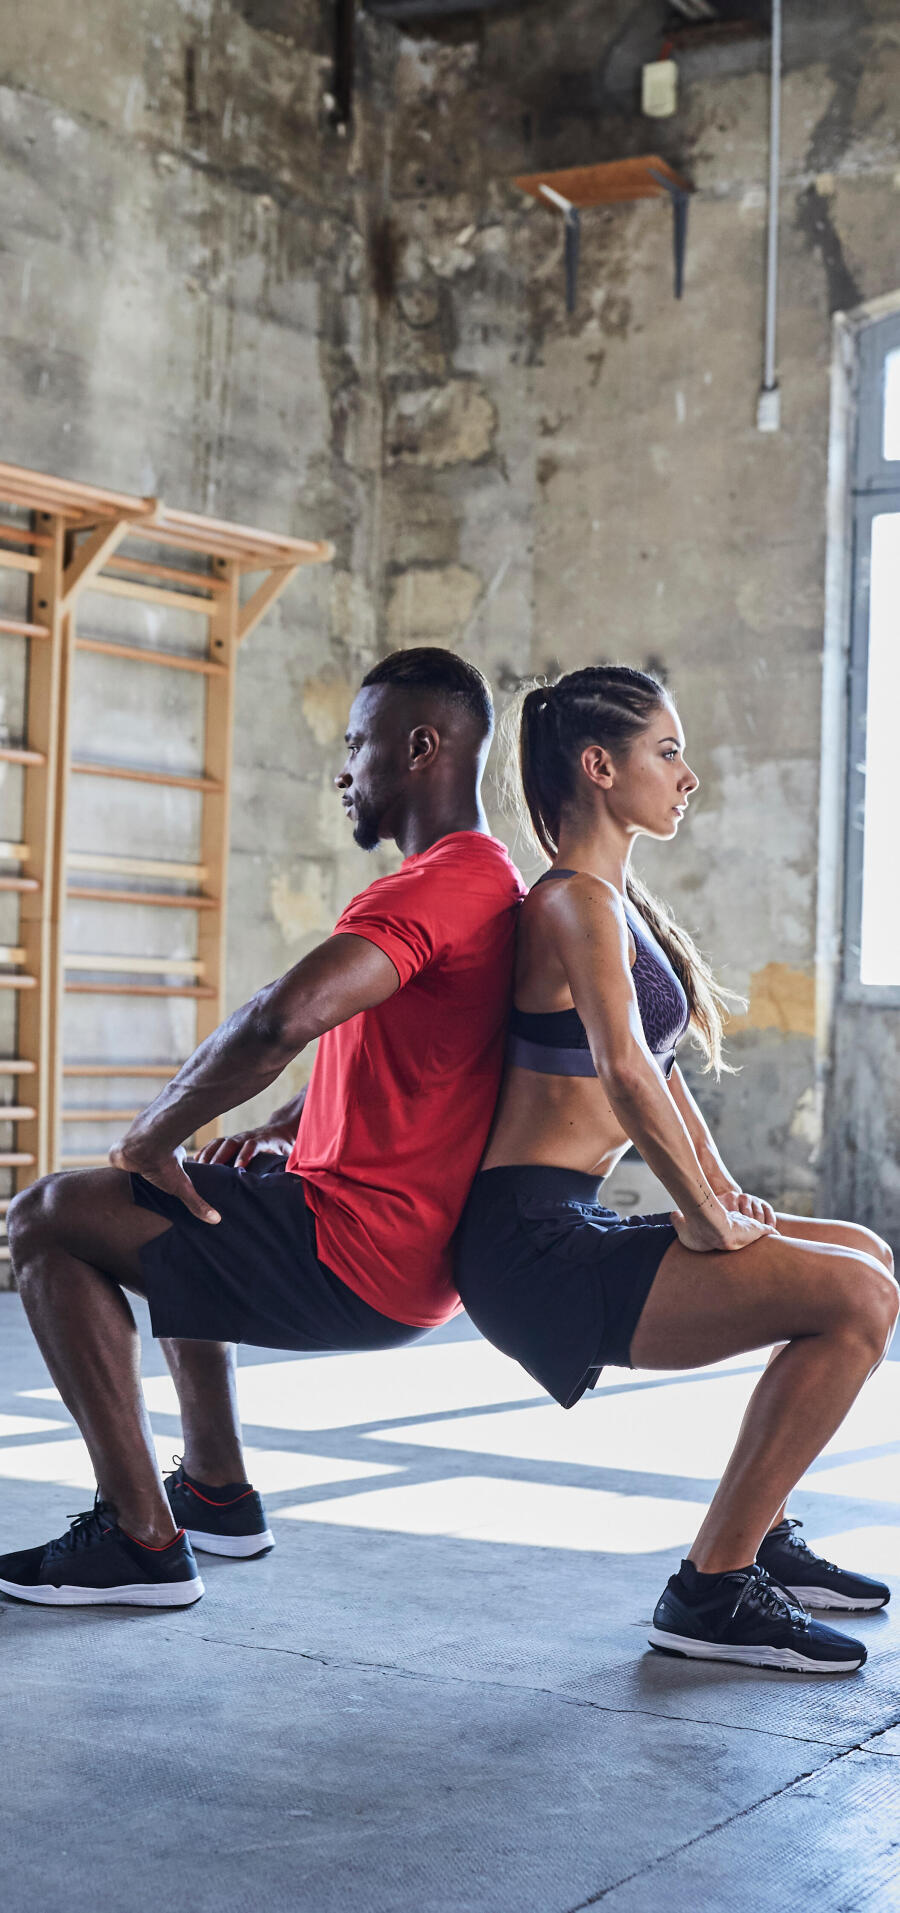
[352,799,381,852]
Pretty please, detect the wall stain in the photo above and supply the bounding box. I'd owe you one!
[743,963,816,1038]
[794,184,862,314]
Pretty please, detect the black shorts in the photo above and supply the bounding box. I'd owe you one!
[131,1154,425,1353]
[455,1165,677,1409]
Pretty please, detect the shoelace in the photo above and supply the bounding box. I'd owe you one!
[44,1491,116,1561]
[771,1518,840,1573]
[728,1564,810,1634]
[163,1454,185,1489]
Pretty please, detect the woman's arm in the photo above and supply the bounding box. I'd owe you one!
[546,876,770,1253]
[667,1066,776,1227]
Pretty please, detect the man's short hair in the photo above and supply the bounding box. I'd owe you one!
[361,647,493,742]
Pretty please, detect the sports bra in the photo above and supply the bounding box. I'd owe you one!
[507,869,690,1081]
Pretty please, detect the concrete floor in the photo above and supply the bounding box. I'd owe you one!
[1,1294,898,1912]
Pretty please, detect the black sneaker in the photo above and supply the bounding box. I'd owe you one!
[757,1518,890,1612]
[165,1460,274,1558]
[648,1561,866,1673]
[0,1499,204,1608]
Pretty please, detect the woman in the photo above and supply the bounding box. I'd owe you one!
[457,665,898,1673]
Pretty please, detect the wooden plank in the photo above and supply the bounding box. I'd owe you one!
[61,1108,140,1122]
[0,876,39,893]
[0,745,46,767]
[40,587,76,1179]
[106,555,227,593]
[65,954,205,977]
[0,1151,35,1167]
[70,761,223,794]
[0,461,156,518]
[63,1064,182,1077]
[0,843,29,862]
[0,1060,36,1074]
[0,549,40,574]
[194,562,238,1148]
[515,156,692,208]
[58,1154,111,1167]
[237,564,299,644]
[0,524,54,550]
[0,948,26,965]
[0,617,49,640]
[66,982,216,998]
[0,976,37,990]
[75,636,228,677]
[87,575,215,617]
[61,518,130,612]
[67,851,208,881]
[67,885,218,910]
[0,1106,36,1120]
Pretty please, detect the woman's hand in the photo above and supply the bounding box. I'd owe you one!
[706,1174,777,1231]
[671,1197,775,1254]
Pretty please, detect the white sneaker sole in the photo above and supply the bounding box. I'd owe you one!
[647,1626,863,1673]
[784,1583,888,1612]
[185,1526,274,1558]
[0,1574,205,1608]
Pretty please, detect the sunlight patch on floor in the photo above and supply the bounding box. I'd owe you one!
[276,1475,708,1554]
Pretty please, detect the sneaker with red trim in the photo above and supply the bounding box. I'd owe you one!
[0,1496,203,1607]
[165,1459,274,1558]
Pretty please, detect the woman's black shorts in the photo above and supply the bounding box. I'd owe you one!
[455,1165,677,1409]
[131,1154,424,1354]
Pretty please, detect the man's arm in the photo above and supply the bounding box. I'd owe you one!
[110,934,399,1221]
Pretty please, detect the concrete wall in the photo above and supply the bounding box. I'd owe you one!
[3,1,900,1235]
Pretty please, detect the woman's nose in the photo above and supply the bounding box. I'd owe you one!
[682,764,699,794]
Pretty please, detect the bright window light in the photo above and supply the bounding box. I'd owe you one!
[859,512,900,984]
[883,347,900,460]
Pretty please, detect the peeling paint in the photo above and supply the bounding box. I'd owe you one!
[302,673,355,748]
[744,964,816,1038]
[269,868,333,945]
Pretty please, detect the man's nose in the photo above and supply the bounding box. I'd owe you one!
[335,767,351,790]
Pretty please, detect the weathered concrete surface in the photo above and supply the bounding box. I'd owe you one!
[2,1294,899,1912]
[2,0,900,1238]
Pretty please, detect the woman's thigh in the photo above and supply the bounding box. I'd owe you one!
[629,1230,890,1373]
[772,1212,893,1272]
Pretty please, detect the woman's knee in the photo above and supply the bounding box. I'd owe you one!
[843,1222,894,1278]
[831,1253,900,1359]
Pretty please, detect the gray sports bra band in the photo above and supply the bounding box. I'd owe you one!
[507,869,690,1081]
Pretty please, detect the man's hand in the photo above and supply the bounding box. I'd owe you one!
[193,1123,294,1169]
[707,1174,777,1230]
[109,1139,221,1226]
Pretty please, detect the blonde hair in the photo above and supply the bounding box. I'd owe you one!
[506,666,743,1075]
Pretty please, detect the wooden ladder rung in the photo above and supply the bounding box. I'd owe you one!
[0,875,39,893]
[0,549,40,575]
[0,523,54,550]
[0,1247,10,1263]
[70,761,223,794]
[88,576,215,617]
[0,744,46,767]
[0,948,27,965]
[0,1198,10,1213]
[0,1152,36,1167]
[57,1154,111,1168]
[0,617,50,640]
[0,1060,36,1074]
[104,555,227,593]
[0,1106,36,1120]
[75,637,228,679]
[0,843,29,863]
[67,885,217,911]
[0,976,36,991]
[67,852,208,881]
[65,954,205,977]
[61,1108,140,1122]
[63,1063,183,1077]
[66,982,216,998]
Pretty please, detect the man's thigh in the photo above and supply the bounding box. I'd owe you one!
[20,1167,173,1293]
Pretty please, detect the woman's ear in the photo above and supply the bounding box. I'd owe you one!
[580,743,614,789]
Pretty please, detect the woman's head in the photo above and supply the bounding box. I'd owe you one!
[519,665,698,860]
[511,665,737,1075]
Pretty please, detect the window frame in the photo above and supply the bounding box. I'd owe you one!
[841,310,900,1006]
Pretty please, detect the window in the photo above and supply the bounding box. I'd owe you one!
[844,311,900,997]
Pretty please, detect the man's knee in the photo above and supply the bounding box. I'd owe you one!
[8,1172,79,1269]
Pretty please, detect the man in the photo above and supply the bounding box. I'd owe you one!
[1,647,524,1607]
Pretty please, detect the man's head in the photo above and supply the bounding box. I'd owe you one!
[336,647,494,852]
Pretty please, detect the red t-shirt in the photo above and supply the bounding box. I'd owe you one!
[287,831,525,1327]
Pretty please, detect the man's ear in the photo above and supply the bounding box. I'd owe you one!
[408,724,441,770]
[580,743,614,789]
